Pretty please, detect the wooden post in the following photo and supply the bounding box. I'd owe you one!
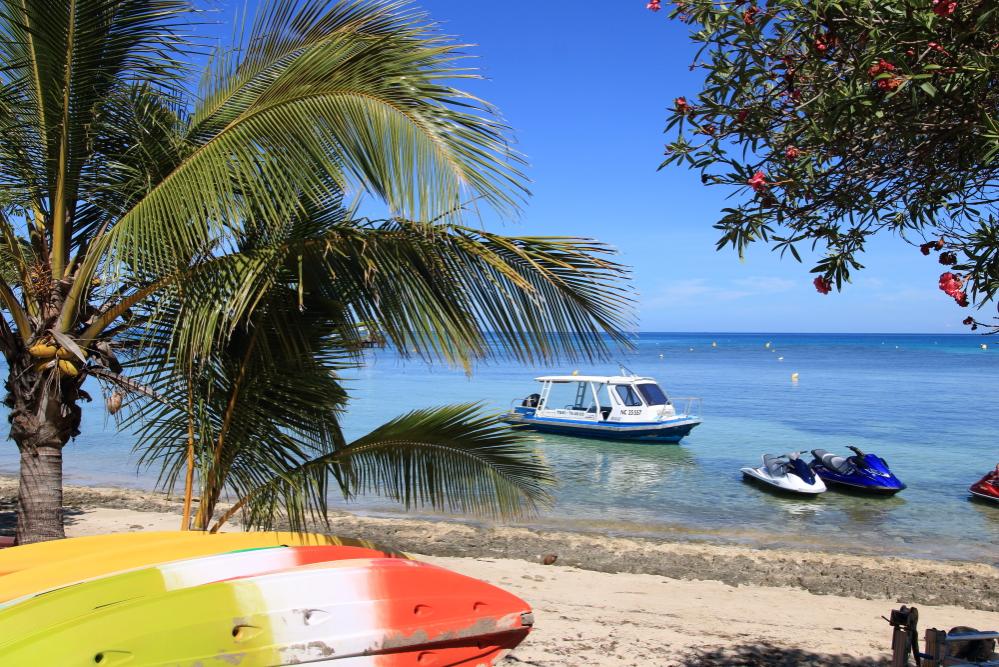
[924,628,946,667]
[891,624,912,667]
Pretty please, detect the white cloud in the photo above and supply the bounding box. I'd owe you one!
[732,276,796,292]
[643,276,795,307]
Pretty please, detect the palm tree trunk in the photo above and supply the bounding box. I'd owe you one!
[7,359,81,544]
[15,443,64,543]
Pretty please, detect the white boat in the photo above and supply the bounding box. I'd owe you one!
[505,372,701,443]
[741,453,827,495]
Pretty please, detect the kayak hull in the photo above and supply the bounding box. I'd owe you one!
[0,545,404,640]
[0,531,404,603]
[0,557,533,666]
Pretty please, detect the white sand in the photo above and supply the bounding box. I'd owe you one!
[63,506,999,665]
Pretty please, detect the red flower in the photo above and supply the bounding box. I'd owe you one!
[747,171,767,192]
[784,146,800,160]
[919,242,935,255]
[813,276,832,295]
[736,109,749,123]
[935,238,945,250]
[813,33,837,54]
[646,0,662,11]
[742,6,759,25]
[867,58,897,78]
[675,96,691,114]
[939,251,957,265]
[932,0,957,17]
[955,291,969,307]
[938,272,964,300]
[963,316,975,325]
[876,77,902,91]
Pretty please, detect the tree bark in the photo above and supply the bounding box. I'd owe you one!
[15,444,64,543]
[7,356,81,544]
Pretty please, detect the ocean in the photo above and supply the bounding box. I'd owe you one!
[2,333,997,562]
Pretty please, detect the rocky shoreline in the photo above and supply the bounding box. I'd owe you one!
[1,476,996,612]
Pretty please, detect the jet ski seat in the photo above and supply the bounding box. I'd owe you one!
[763,454,788,477]
[812,449,854,474]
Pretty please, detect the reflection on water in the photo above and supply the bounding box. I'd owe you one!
[1,332,997,562]
[538,432,696,496]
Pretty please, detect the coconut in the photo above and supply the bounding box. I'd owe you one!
[28,343,57,359]
[106,392,123,415]
[57,359,79,377]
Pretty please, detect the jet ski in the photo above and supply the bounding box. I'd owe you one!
[970,464,999,503]
[809,445,906,494]
[741,452,827,495]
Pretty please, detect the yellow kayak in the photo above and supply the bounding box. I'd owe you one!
[0,530,191,575]
[0,531,401,603]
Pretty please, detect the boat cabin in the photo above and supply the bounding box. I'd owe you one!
[518,375,680,424]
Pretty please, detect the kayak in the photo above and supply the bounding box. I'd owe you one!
[0,530,198,575]
[0,557,534,666]
[0,531,403,603]
[0,545,403,640]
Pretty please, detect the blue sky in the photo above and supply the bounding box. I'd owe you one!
[202,0,976,333]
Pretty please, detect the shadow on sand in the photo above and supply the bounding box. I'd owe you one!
[676,642,888,666]
[0,495,86,539]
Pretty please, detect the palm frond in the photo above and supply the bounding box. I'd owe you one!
[0,0,191,274]
[124,280,357,526]
[92,0,526,291]
[217,403,555,532]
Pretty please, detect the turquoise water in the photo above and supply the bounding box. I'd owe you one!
[2,333,997,562]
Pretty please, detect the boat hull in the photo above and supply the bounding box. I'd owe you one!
[970,488,999,503]
[970,481,999,502]
[741,467,826,496]
[816,475,905,495]
[811,465,905,495]
[505,412,700,443]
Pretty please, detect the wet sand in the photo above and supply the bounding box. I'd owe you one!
[1,478,997,665]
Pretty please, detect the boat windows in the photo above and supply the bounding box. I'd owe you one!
[636,383,668,406]
[546,381,599,412]
[615,385,643,407]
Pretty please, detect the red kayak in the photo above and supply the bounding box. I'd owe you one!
[970,464,999,502]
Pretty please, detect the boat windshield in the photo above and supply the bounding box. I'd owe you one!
[615,385,642,406]
[636,383,668,406]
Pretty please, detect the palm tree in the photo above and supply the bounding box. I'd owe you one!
[0,0,632,543]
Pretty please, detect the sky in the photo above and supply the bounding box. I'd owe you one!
[200,0,978,333]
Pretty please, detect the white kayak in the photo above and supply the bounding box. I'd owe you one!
[741,452,827,495]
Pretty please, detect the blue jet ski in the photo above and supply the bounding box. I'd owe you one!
[810,446,905,494]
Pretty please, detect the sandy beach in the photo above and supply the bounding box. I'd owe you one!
[2,477,997,665]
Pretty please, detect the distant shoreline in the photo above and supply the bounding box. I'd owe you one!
[1,475,995,613]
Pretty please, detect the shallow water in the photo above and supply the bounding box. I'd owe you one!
[2,333,997,562]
